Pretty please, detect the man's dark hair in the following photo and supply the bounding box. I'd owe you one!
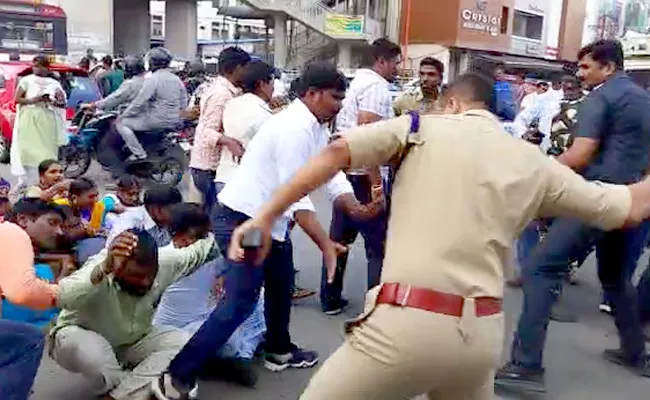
[420,57,444,75]
[102,55,113,67]
[288,77,302,100]
[297,62,346,97]
[38,159,59,175]
[447,73,494,107]
[218,47,251,75]
[169,203,211,238]
[144,186,182,207]
[6,198,66,223]
[127,228,159,267]
[33,54,50,68]
[562,75,581,87]
[117,176,140,190]
[241,60,275,94]
[69,177,97,197]
[577,39,624,70]
[0,197,10,208]
[364,38,401,67]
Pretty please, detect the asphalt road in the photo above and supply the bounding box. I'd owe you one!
[3,163,650,400]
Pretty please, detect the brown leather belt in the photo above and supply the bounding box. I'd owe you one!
[377,283,502,317]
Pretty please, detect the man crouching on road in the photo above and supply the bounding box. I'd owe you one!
[49,228,216,400]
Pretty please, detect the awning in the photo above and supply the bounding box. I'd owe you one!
[471,52,565,72]
[625,58,650,71]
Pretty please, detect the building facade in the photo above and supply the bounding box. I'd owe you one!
[400,0,587,79]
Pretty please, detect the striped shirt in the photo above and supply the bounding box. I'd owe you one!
[336,68,394,132]
[189,76,240,171]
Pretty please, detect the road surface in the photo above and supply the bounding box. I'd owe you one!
[3,163,649,400]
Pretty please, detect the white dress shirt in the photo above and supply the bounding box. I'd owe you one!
[336,68,394,132]
[216,93,273,184]
[218,99,354,241]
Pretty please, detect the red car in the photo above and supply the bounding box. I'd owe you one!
[0,61,102,162]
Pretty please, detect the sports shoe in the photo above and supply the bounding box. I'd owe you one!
[603,349,650,377]
[494,362,546,393]
[599,301,614,315]
[264,346,319,372]
[322,298,349,316]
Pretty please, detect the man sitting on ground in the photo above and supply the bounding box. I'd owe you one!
[153,203,265,388]
[0,199,66,399]
[107,185,182,247]
[1,199,65,328]
[50,228,216,400]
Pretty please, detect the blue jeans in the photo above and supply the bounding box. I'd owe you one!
[0,320,45,400]
[190,168,216,215]
[168,203,295,388]
[511,218,646,369]
[516,222,540,273]
[321,204,386,306]
[603,221,650,305]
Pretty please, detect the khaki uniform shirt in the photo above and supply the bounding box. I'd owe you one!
[342,110,631,299]
[393,87,443,116]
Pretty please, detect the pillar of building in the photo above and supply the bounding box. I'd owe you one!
[273,12,288,69]
[165,0,198,60]
[338,41,352,69]
[113,0,151,56]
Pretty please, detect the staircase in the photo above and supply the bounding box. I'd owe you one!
[240,0,370,41]
[287,22,337,68]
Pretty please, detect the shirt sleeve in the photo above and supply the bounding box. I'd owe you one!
[0,223,59,309]
[95,80,132,111]
[573,91,607,141]
[342,115,411,169]
[121,76,156,118]
[57,252,108,310]
[538,157,631,230]
[358,83,391,118]
[325,171,354,202]
[159,235,217,283]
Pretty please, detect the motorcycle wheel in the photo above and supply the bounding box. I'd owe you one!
[147,146,188,186]
[59,144,92,179]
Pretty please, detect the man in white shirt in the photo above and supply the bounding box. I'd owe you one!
[323,38,401,315]
[156,63,379,400]
[216,60,275,192]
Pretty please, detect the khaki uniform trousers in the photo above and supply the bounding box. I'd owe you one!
[300,299,503,400]
[50,325,189,400]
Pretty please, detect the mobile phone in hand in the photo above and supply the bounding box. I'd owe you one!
[242,229,262,249]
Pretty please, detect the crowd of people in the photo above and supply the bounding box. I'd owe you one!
[3,36,650,400]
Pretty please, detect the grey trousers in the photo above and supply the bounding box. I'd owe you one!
[115,120,148,159]
[51,325,189,400]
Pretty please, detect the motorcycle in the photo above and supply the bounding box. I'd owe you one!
[59,110,191,186]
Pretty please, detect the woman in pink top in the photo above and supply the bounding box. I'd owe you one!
[0,200,65,399]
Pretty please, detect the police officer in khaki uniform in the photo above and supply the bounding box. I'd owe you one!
[227,73,650,399]
[393,57,445,116]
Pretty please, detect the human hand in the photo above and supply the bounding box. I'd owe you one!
[323,240,348,283]
[54,179,72,194]
[228,218,273,266]
[220,136,245,163]
[106,232,138,274]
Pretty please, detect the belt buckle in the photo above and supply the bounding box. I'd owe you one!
[398,285,412,306]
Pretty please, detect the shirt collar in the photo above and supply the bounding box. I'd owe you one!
[289,99,321,128]
[242,93,271,112]
[216,75,239,95]
[357,68,389,85]
[462,109,501,124]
